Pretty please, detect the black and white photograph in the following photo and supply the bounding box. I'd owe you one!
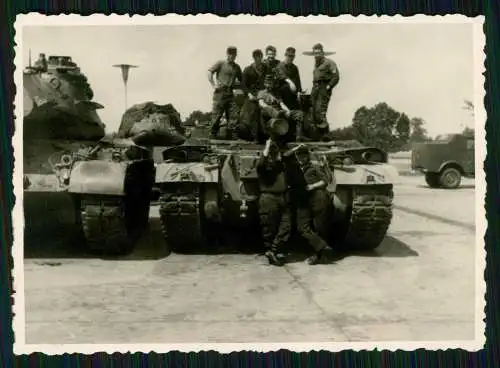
[13,14,486,353]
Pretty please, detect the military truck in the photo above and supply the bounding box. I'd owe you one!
[411,133,475,189]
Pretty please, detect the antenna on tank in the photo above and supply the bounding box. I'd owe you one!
[112,63,139,110]
[29,48,32,67]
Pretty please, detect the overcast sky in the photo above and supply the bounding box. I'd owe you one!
[23,23,475,137]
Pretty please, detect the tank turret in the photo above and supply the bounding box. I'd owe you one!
[23,53,156,256]
[23,54,106,140]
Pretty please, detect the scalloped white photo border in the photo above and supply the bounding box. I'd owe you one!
[11,12,487,355]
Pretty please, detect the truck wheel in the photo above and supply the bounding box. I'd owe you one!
[425,173,441,188]
[439,167,462,189]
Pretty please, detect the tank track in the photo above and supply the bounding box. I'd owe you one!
[343,187,393,250]
[159,187,203,252]
[81,196,142,255]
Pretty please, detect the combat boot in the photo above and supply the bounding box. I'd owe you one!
[265,250,285,266]
[307,245,334,265]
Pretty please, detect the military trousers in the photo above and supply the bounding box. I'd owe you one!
[311,82,332,129]
[258,192,292,253]
[210,89,239,137]
[296,205,329,253]
[239,99,263,141]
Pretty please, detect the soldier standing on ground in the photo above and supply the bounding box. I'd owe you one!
[295,145,334,250]
[257,139,292,266]
[310,43,340,134]
[282,145,334,265]
[240,49,267,141]
[207,46,243,139]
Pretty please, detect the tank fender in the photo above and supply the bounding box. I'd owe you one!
[333,164,401,185]
[155,162,219,184]
[68,160,127,196]
[437,160,464,174]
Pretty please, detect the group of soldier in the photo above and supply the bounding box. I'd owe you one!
[255,138,335,266]
[207,43,340,142]
[206,43,340,266]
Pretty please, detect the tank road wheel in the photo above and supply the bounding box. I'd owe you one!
[342,187,394,251]
[439,167,462,189]
[159,187,204,253]
[80,196,145,255]
[424,172,441,188]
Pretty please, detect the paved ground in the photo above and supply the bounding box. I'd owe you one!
[22,175,478,344]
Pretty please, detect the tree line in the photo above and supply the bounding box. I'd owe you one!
[182,100,475,153]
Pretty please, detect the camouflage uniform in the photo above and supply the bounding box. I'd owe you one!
[311,55,340,131]
[256,147,291,266]
[208,59,243,139]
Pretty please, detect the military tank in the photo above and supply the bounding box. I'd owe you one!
[154,97,399,252]
[23,54,162,255]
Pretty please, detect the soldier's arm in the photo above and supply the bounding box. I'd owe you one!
[207,61,222,87]
[305,167,327,191]
[276,63,296,92]
[327,60,340,90]
[257,91,270,109]
[241,67,251,94]
[294,65,303,92]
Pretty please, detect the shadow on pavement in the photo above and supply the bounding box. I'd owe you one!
[416,184,475,190]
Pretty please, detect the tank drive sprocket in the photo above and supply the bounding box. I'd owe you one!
[343,186,394,250]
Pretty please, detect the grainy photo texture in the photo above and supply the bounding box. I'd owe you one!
[12,14,486,354]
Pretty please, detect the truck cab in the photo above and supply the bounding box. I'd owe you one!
[411,133,475,189]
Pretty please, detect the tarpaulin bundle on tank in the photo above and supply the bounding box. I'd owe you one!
[118,101,184,137]
[117,101,187,146]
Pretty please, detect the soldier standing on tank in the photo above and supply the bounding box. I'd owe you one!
[207,46,243,140]
[310,43,340,134]
[257,138,292,266]
[264,45,297,96]
[276,47,302,111]
[282,145,334,265]
[34,53,48,72]
[240,49,267,141]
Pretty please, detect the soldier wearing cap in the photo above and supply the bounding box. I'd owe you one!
[240,49,267,141]
[264,45,297,95]
[257,74,291,140]
[283,144,334,265]
[207,46,243,139]
[256,138,292,266]
[276,47,302,110]
[257,73,304,143]
[310,43,340,133]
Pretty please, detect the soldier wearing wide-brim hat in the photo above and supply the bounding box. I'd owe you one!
[303,43,340,134]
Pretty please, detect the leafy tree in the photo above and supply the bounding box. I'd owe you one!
[463,99,474,117]
[462,126,475,137]
[326,125,358,141]
[351,102,410,152]
[183,110,212,127]
[409,117,430,143]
